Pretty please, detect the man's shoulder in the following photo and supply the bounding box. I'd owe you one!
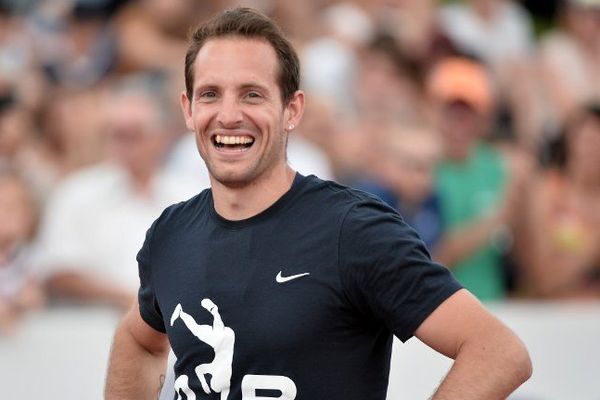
[303,175,397,219]
[154,188,211,226]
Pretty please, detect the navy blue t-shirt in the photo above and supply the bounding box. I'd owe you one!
[137,174,461,400]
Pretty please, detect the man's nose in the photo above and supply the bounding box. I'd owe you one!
[216,96,243,128]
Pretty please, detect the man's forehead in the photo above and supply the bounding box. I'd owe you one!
[199,36,276,55]
[193,37,279,82]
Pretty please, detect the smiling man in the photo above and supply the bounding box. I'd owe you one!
[105,8,531,400]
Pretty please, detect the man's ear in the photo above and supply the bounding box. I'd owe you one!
[284,90,305,132]
[180,91,194,131]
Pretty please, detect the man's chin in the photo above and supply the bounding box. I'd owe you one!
[209,169,255,189]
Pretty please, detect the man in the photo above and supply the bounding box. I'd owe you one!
[105,8,531,400]
[34,73,196,309]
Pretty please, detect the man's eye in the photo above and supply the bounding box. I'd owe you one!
[199,91,217,99]
[246,91,262,99]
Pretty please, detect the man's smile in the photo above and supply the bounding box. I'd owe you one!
[212,134,255,152]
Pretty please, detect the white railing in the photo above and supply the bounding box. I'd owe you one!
[0,302,598,399]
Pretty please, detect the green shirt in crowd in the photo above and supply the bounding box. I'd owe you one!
[436,143,507,301]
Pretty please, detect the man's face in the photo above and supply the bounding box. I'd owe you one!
[181,37,303,188]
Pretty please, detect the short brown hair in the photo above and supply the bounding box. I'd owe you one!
[184,7,300,105]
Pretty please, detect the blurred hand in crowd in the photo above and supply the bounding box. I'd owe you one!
[0,170,44,334]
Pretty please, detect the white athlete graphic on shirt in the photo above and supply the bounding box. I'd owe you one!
[169,298,297,400]
[170,298,235,400]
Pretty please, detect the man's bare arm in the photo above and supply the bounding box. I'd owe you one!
[415,289,532,399]
[105,299,169,400]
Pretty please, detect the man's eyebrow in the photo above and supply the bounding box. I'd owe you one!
[238,82,271,93]
[193,84,219,95]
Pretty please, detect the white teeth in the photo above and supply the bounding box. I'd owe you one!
[214,135,254,145]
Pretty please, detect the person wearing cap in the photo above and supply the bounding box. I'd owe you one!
[428,56,526,301]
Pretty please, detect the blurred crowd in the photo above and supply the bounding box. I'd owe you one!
[1,0,600,333]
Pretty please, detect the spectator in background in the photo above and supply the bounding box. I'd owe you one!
[299,3,376,183]
[438,0,542,151]
[0,87,56,203]
[294,96,345,180]
[113,0,217,142]
[33,73,196,310]
[321,30,430,185]
[438,0,535,73]
[0,1,46,113]
[301,2,373,119]
[357,122,444,249]
[114,0,218,76]
[36,87,107,191]
[354,32,426,125]
[269,0,323,44]
[28,0,118,89]
[520,104,600,299]
[0,168,44,334]
[428,57,528,301]
[367,0,456,69]
[539,0,600,133]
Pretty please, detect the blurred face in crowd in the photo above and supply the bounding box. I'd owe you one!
[426,57,493,162]
[105,93,168,177]
[433,99,487,162]
[43,89,104,160]
[468,0,498,18]
[567,113,600,180]
[181,37,303,189]
[357,48,421,121]
[144,0,216,37]
[379,126,440,205]
[566,4,600,43]
[0,107,32,159]
[0,174,35,261]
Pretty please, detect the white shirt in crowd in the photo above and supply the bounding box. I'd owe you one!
[33,162,198,291]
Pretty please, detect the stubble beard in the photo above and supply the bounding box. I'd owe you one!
[204,134,287,190]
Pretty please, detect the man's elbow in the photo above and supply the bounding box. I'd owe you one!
[509,336,533,386]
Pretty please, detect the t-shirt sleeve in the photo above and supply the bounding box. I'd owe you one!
[338,199,462,342]
[137,218,166,333]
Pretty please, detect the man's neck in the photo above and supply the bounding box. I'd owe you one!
[211,165,297,221]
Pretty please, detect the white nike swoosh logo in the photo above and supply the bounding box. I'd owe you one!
[276,271,310,283]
